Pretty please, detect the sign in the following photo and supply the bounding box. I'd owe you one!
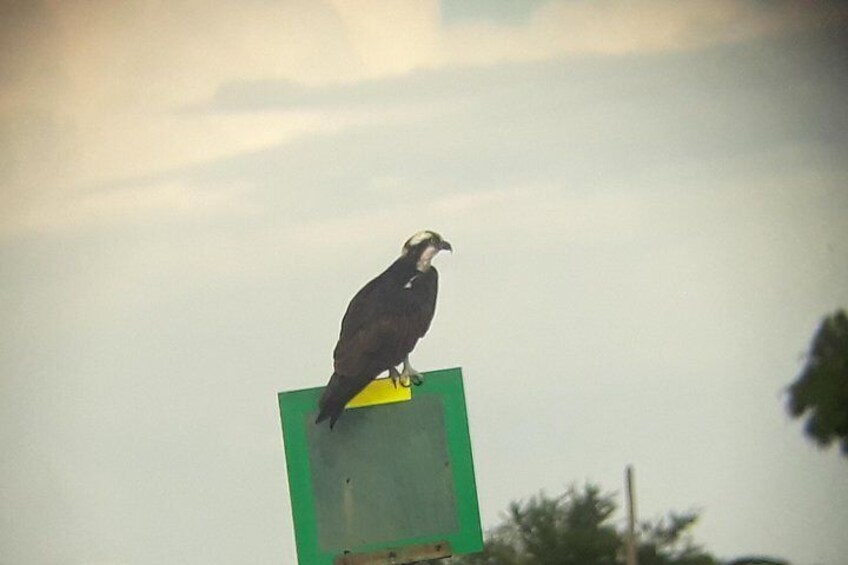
[278,367,482,564]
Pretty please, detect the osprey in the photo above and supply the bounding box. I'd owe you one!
[315,230,452,428]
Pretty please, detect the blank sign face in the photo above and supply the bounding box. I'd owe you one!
[307,396,458,552]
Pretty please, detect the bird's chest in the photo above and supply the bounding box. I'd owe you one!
[401,272,421,290]
[396,275,428,310]
[372,274,428,329]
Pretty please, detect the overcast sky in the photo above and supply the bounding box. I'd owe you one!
[2,1,848,564]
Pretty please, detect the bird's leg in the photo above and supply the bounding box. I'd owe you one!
[388,365,402,389]
[399,356,423,387]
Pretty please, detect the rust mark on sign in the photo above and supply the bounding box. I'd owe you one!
[334,541,452,565]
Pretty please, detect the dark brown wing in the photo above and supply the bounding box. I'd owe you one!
[333,266,438,376]
[336,273,383,345]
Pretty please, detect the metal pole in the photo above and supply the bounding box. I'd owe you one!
[625,465,639,565]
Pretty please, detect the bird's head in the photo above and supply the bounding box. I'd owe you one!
[401,230,452,272]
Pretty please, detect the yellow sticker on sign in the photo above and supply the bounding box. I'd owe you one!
[346,377,412,409]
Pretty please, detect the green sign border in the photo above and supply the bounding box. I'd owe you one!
[278,367,483,564]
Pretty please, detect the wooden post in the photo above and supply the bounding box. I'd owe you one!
[625,465,639,565]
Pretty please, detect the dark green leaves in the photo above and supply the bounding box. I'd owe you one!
[787,309,848,455]
[443,484,719,565]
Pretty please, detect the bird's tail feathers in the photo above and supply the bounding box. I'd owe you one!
[315,373,361,429]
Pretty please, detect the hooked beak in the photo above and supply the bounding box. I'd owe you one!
[440,240,453,253]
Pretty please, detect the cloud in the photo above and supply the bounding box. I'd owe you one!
[1,180,243,238]
[0,0,363,239]
[199,30,848,202]
[2,0,846,244]
[335,0,848,72]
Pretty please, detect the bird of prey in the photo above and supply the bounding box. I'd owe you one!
[315,230,452,428]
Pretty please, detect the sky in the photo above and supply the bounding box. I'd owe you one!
[2,1,847,564]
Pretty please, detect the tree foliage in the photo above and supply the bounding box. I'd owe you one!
[726,558,789,565]
[442,484,718,565]
[787,309,848,455]
[637,512,716,565]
